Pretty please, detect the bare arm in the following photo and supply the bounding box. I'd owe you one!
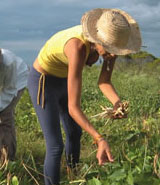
[98,56,121,106]
[65,38,100,139]
[65,38,114,164]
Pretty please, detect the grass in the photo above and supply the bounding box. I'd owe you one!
[0,61,160,185]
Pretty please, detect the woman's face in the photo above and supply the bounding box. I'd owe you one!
[94,44,106,56]
[95,44,116,61]
[85,43,116,67]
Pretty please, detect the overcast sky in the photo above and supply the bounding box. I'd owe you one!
[0,0,160,65]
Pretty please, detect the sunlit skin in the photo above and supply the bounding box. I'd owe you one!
[33,38,121,165]
[65,38,118,165]
[86,43,116,67]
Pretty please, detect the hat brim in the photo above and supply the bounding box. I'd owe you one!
[81,8,142,55]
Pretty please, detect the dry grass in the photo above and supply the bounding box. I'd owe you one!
[0,147,9,170]
[91,101,129,119]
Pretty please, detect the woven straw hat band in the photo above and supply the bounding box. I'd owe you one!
[96,11,131,48]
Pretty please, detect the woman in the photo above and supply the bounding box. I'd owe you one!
[28,8,141,185]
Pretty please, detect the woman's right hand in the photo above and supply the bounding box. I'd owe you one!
[96,139,114,165]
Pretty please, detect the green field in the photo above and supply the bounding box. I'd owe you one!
[1,57,160,185]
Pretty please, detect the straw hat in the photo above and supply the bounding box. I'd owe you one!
[81,8,142,55]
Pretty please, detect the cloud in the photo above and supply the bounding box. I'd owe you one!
[0,39,46,65]
[0,0,160,61]
[133,0,160,6]
[1,39,45,51]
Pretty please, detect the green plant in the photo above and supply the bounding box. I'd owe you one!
[1,59,160,184]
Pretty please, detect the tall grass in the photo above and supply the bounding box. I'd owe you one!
[1,61,160,185]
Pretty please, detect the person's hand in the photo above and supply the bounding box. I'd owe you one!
[96,139,114,165]
[102,52,117,61]
[111,101,129,119]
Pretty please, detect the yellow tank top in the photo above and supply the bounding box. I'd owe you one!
[38,25,90,78]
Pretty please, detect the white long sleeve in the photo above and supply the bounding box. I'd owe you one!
[0,49,29,111]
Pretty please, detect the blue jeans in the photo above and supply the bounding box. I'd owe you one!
[27,67,82,185]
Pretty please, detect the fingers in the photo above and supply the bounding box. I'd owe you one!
[106,150,114,163]
[97,152,106,165]
[112,101,129,119]
[97,149,114,165]
[103,53,117,61]
[112,113,128,119]
[97,152,114,165]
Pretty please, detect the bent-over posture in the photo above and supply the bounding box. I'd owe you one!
[28,8,141,185]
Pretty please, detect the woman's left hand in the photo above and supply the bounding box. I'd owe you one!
[111,101,129,119]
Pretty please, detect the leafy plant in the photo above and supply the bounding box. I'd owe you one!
[1,58,160,184]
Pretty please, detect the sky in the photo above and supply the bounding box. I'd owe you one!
[0,0,160,65]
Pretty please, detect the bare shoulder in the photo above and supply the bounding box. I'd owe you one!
[64,38,86,57]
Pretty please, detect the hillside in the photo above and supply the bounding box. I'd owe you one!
[117,51,158,63]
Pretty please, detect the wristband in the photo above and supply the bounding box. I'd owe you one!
[93,135,105,145]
